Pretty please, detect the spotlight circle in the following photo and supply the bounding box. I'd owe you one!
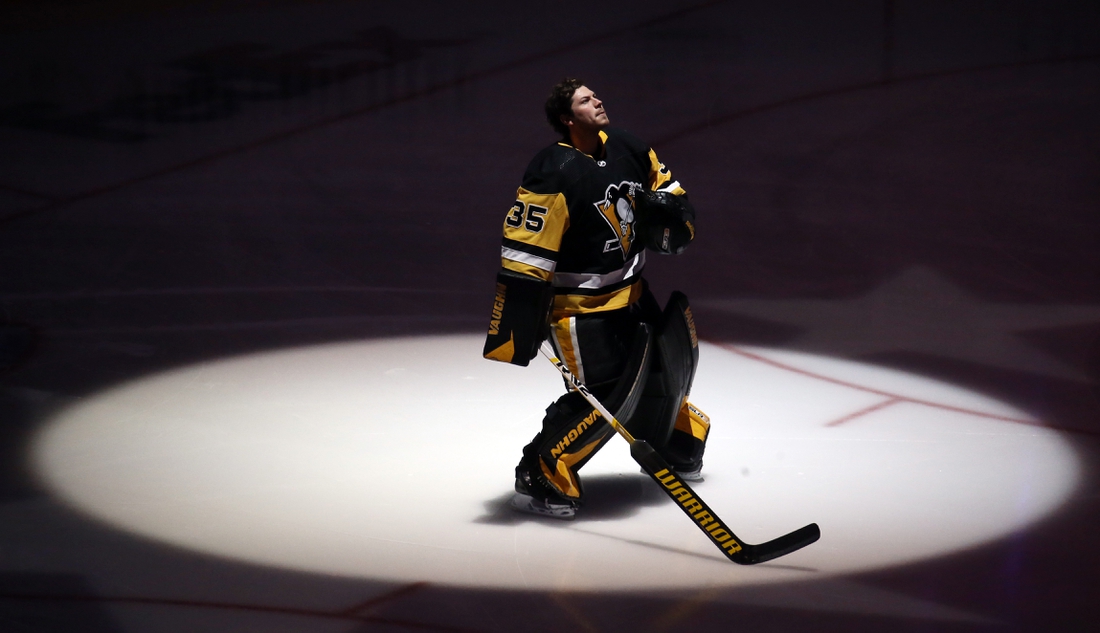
[33,335,1078,590]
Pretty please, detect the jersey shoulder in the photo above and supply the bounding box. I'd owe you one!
[603,127,651,155]
[521,142,582,195]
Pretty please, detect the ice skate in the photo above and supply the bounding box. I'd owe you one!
[641,460,703,482]
[511,464,580,520]
[509,491,577,520]
[675,460,704,482]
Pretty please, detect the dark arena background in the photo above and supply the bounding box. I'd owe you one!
[1,1,1099,631]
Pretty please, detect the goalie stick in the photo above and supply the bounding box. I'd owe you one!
[539,341,820,565]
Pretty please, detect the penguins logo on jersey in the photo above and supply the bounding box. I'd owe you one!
[594,180,643,258]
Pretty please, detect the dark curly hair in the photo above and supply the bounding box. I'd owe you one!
[545,77,585,139]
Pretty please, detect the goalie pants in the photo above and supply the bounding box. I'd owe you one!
[518,287,710,502]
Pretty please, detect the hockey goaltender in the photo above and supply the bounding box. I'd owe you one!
[483,78,708,520]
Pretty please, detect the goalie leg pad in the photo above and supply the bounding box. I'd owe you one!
[517,321,653,501]
[662,401,711,469]
[658,291,700,404]
[626,290,700,456]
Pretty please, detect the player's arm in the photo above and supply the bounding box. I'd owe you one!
[637,148,695,254]
[646,148,687,196]
[499,188,569,282]
[483,188,569,366]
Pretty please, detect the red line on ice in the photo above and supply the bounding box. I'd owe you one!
[824,397,902,427]
[715,342,1060,429]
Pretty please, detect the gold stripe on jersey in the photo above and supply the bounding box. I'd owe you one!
[501,258,552,281]
[502,188,569,253]
[647,148,686,195]
[552,280,643,317]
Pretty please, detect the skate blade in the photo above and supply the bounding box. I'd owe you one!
[509,493,576,520]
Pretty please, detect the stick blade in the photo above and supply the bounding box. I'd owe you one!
[631,440,819,565]
[734,523,820,565]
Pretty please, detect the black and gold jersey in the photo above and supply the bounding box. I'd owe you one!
[500,128,686,317]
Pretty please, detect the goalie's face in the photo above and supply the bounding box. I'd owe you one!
[563,85,609,134]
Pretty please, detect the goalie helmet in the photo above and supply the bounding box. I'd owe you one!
[635,190,695,255]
